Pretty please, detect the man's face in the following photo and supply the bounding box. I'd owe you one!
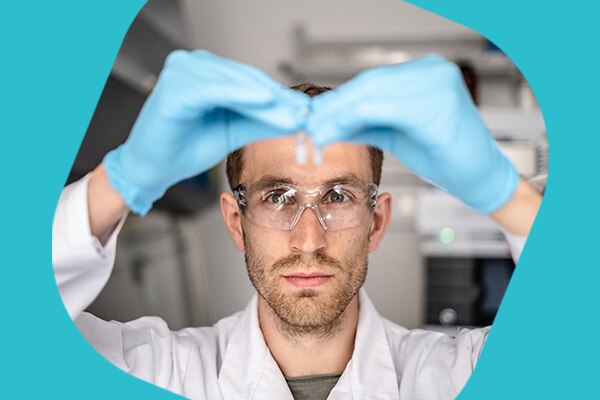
[222,137,390,335]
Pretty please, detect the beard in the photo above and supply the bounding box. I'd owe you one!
[244,234,369,339]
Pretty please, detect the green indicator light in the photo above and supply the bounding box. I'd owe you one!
[439,227,455,245]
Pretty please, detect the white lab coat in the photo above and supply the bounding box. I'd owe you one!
[52,175,525,400]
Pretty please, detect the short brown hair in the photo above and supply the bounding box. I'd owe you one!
[225,83,384,189]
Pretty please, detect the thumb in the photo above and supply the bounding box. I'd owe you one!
[226,109,299,151]
[310,102,412,147]
[344,128,444,188]
[229,88,309,132]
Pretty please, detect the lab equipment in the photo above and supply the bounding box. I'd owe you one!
[307,55,519,213]
[426,256,514,327]
[103,50,309,215]
[295,103,322,165]
[313,146,323,165]
[295,131,308,165]
[295,131,323,165]
[295,132,323,165]
[233,181,378,231]
[296,106,310,165]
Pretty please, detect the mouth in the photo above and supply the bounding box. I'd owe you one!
[282,272,334,289]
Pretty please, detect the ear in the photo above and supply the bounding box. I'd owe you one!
[220,192,245,251]
[368,192,392,252]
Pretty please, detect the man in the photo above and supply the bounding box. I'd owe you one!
[52,50,541,399]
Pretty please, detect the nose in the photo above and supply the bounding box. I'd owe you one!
[289,206,327,255]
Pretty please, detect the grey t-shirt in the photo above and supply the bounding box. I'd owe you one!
[285,373,342,400]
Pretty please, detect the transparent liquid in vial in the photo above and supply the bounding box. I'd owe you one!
[296,106,322,165]
[296,131,307,165]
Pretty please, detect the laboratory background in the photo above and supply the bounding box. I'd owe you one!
[67,0,547,334]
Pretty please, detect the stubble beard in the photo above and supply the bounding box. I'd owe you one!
[244,234,369,341]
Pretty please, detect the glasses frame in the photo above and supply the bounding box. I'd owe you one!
[233,181,379,231]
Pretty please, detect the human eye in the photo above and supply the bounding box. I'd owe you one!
[323,188,353,204]
[263,189,295,206]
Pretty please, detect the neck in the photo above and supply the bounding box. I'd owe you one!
[258,294,359,378]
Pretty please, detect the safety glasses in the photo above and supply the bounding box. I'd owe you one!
[233,181,378,231]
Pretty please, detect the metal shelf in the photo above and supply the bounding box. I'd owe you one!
[280,25,521,84]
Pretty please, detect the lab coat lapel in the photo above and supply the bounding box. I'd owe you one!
[218,294,294,400]
[328,290,400,399]
[218,290,399,399]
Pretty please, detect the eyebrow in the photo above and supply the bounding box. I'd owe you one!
[253,173,365,188]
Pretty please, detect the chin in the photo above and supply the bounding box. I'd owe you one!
[292,288,320,298]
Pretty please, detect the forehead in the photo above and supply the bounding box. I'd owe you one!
[241,136,372,186]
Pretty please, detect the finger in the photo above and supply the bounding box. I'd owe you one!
[307,55,450,127]
[188,50,287,94]
[307,54,464,147]
[163,50,308,128]
[181,107,296,174]
[337,128,442,186]
[199,52,311,129]
[310,83,475,151]
[226,88,309,131]
[151,68,277,122]
[306,80,370,132]
[168,49,281,93]
[226,110,297,150]
[309,100,416,147]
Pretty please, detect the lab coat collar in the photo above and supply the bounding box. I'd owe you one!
[218,289,399,399]
[218,293,293,399]
[328,290,400,399]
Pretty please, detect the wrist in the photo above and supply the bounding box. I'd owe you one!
[88,163,129,244]
[103,146,166,215]
[461,147,521,214]
[490,178,542,236]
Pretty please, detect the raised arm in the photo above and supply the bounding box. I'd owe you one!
[53,50,309,319]
[490,178,542,237]
[308,56,542,239]
[88,163,129,245]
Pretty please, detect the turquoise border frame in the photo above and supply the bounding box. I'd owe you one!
[409,1,599,398]
[3,0,598,397]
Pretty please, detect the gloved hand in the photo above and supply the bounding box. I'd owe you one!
[306,55,519,213]
[104,50,309,215]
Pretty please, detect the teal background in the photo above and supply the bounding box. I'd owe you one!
[2,0,598,398]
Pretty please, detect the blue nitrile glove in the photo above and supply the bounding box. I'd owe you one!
[104,50,309,215]
[306,55,519,213]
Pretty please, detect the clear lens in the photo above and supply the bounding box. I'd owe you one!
[235,182,378,231]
